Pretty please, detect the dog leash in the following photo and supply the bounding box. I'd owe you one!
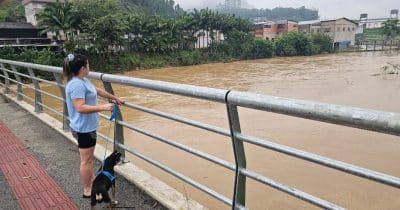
[101,102,118,171]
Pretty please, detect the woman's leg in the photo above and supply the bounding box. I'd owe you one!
[79,146,95,196]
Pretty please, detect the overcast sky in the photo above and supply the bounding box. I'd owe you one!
[174,0,399,19]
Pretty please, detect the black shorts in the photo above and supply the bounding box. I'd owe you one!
[72,130,97,149]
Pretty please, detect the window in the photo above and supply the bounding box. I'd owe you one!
[348,27,350,31]
[264,25,271,28]
[343,27,346,31]
[317,29,320,32]
[277,24,285,29]
[311,29,314,33]
[337,27,340,32]
[352,27,355,31]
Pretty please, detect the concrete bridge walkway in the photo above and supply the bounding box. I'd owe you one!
[0,95,167,210]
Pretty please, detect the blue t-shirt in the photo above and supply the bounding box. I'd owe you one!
[66,77,99,133]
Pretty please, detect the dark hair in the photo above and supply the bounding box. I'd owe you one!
[63,54,88,81]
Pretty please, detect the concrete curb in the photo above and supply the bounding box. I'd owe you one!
[1,93,207,210]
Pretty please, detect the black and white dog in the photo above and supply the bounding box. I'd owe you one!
[91,151,122,209]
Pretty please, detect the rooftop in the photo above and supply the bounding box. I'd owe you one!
[22,0,59,5]
[0,22,36,29]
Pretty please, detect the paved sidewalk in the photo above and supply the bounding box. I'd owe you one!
[0,122,78,209]
[0,95,167,210]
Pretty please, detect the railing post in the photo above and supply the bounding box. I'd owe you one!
[0,63,11,94]
[102,81,125,158]
[10,65,23,100]
[225,91,246,209]
[53,73,69,131]
[27,68,43,112]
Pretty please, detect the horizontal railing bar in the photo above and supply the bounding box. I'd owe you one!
[0,67,64,87]
[1,87,35,103]
[36,101,64,117]
[99,74,228,103]
[239,168,345,210]
[0,75,64,102]
[97,132,237,208]
[97,132,114,143]
[0,59,63,74]
[17,92,35,103]
[236,133,400,189]
[117,120,236,171]
[99,113,110,120]
[115,142,235,207]
[227,91,400,136]
[35,89,64,102]
[124,102,231,137]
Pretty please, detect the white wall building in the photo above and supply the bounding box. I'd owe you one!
[23,0,59,26]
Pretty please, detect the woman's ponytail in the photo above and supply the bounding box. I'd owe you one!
[63,57,73,82]
[63,54,88,82]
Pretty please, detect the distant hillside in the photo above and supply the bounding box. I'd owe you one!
[120,0,184,17]
[217,6,319,22]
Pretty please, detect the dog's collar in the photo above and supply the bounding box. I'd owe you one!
[97,170,115,182]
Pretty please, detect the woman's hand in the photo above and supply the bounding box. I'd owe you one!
[100,103,114,111]
[114,97,125,105]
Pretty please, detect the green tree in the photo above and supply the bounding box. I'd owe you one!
[36,0,79,41]
[73,0,129,52]
[275,32,313,56]
[309,33,333,54]
[382,19,400,39]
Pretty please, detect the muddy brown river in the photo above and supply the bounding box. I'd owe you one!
[22,52,400,209]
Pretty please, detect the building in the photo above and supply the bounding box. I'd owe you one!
[299,18,358,47]
[0,22,44,38]
[225,0,242,10]
[254,20,298,41]
[22,0,59,26]
[194,30,224,49]
[0,22,52,47]
[298,20,320,33]
[358,9,399,30]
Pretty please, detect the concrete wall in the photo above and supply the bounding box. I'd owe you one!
[332,18,357,45]
[301,18,357,46]
[24,2,47,26]
[254,21,298,41]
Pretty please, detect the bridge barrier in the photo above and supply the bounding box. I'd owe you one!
[1,58,400,210]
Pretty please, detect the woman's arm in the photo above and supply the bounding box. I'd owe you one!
[73,98,113,114]
[96,88,125,105]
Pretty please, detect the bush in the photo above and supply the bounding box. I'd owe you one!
[117,53,140,70]
[0,47,62,80]
[245,39,274,59]
[178,50,202,66]
[275,32,313,56]
[309,33,333,54]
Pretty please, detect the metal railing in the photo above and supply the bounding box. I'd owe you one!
[1,58,400,210]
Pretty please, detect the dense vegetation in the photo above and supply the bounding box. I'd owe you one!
[0,0,332,73]
[0,0,25,22]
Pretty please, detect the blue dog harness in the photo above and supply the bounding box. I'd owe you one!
[96,105,118,183]
[97,170,115,182]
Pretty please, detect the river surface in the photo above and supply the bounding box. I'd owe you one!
[24,51,400,209]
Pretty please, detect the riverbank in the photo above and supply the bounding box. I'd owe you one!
[0,32,336,74]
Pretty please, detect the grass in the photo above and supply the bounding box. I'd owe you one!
[362,28,400,41]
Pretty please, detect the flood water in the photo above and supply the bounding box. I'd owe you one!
[24,51,400,209]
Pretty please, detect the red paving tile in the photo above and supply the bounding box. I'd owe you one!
[0,121,78,210]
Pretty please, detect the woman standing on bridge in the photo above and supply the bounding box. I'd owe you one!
[63,54,124,198]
